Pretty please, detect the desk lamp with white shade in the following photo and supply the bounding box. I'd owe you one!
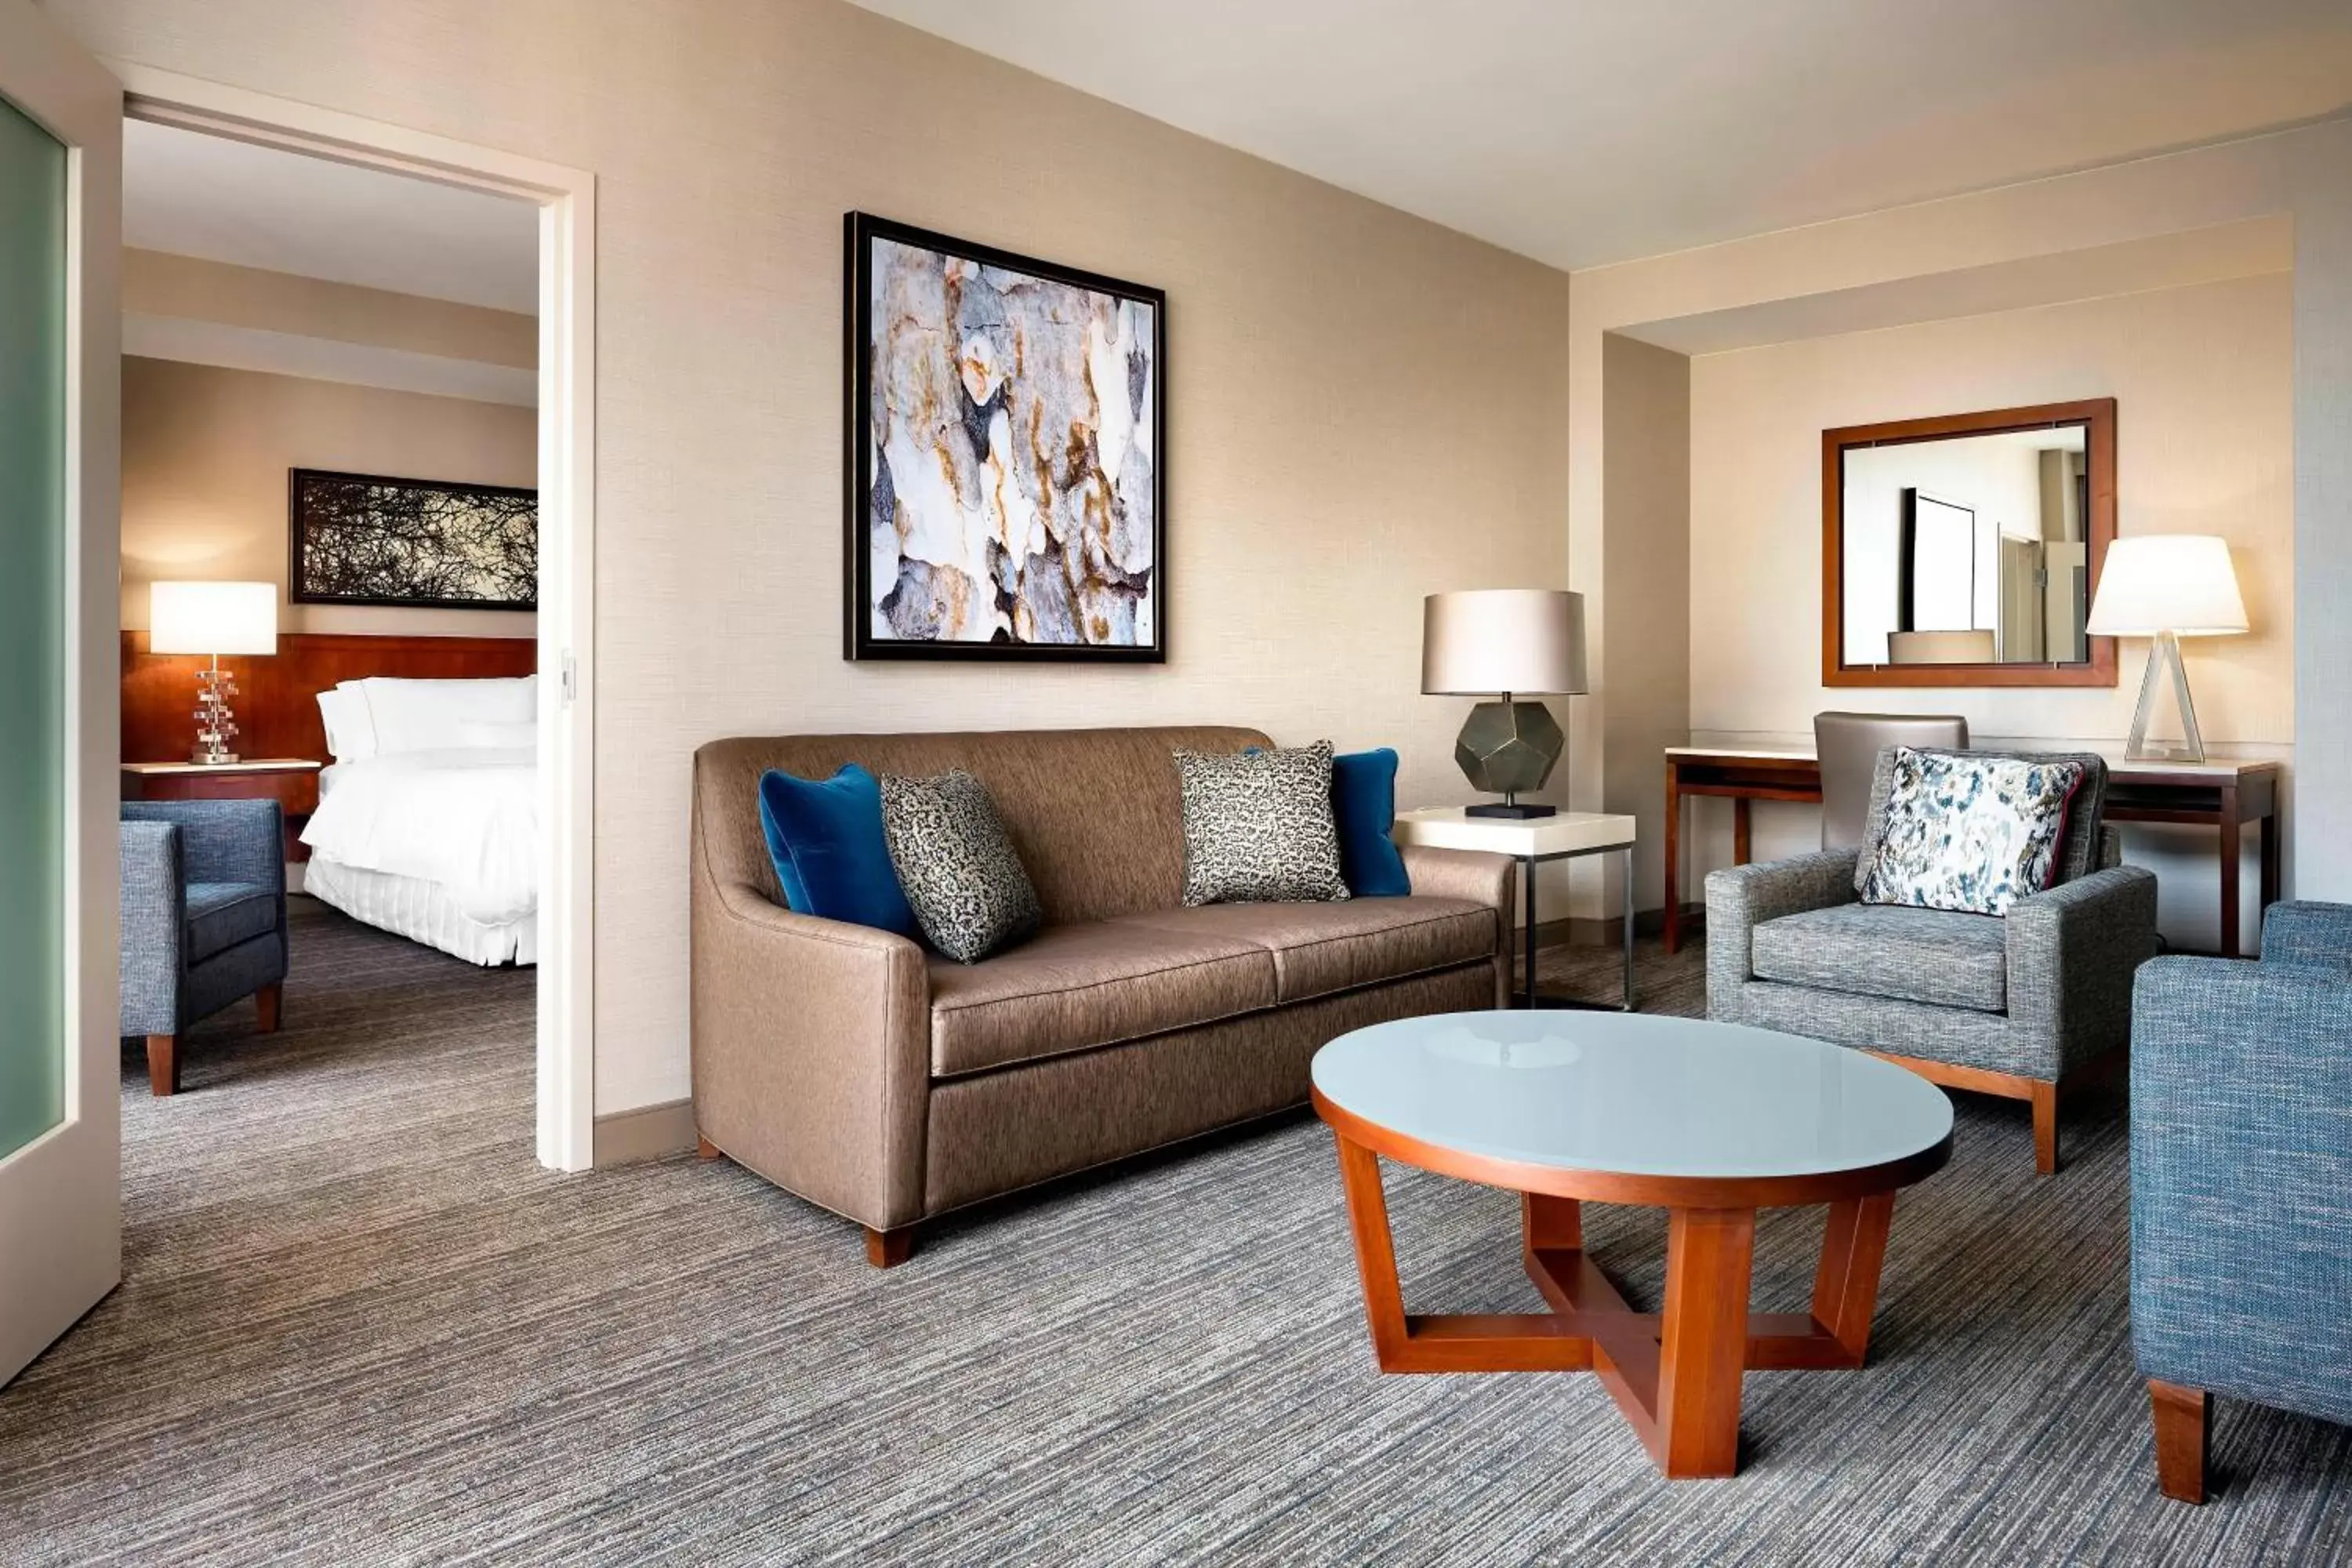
[2084,535,2247,764]
[148,581,278,765]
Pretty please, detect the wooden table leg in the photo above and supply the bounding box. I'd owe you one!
[1664,760,1685,955]
[2220,786,2243,958]
[1809,1192,1895,1363]
[2259,806,2281,935]
[1334,1133,1410,1367]
[1733,797,1752,866]
[1653,1207,1756,1479]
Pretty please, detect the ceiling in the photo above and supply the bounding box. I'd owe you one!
[122,119,539,313]
[851,0,2352,270]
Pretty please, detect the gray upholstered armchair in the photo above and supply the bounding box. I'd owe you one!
[120,799,289,1096]
[1706,748,2158,1174]
[2132,901,2352,1504]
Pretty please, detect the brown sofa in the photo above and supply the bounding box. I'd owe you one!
[690,726,1513,1265]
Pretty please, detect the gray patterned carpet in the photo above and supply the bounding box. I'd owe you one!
[0,902,2345,1565]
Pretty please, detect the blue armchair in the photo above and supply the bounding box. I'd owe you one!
[119,799,289,1095]
[2132,900,2352,1503]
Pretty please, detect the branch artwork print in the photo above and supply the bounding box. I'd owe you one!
[291,469,538,611]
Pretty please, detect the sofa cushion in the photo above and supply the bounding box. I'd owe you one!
[1857,747,2085,916]
[1751,902,2009,1014]
[1174,742,1350,907]
[927,921,1278,1078]
[756,764,920,938]
[1113,898,1495,1004]
[186,881,277,964]
[880,769,1042,963]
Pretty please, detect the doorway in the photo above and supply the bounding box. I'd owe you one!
[117,67,598,1174]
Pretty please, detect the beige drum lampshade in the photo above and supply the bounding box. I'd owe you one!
[150,580,279,656]
[1421,590,1588,695]
[2085,535,2249,637]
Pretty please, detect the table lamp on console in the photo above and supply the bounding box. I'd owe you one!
[148,580,278,765]
[1421,588,1588,818]
[2083,535,2247,764]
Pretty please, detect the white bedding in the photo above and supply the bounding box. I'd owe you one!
[301,748,538,928]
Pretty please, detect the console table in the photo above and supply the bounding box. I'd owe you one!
[1662,747,2280,958]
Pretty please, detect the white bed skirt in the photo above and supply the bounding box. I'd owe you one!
[303,854,536,967]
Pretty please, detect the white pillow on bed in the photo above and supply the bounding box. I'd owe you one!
[317,686,378,762]
[345,676,537,755]
[457,720,537,750]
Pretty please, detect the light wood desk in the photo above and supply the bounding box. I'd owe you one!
[1662,747,2280,958]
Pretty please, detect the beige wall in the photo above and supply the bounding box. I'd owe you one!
[125,248,536,367]
[51,0,1575,1114]
[1689,273,2292,746]
[121,356,538,635]
[1599,333,1690,916]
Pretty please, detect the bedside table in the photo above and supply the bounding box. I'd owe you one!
[121,759,324,862]
[1392,808,1638,1011]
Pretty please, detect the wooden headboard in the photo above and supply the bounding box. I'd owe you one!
[122,631,539,764]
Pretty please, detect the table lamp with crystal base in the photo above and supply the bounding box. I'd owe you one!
[1421,589,1588,818]
[149,581,279,765]
[2083,535,2248,764]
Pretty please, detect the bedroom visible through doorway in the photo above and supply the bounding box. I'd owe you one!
[112,74,595,1171]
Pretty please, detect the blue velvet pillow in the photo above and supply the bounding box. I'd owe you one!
[755,764,920,938]
[1333,747,1411,897]
[1245,744,1411,898]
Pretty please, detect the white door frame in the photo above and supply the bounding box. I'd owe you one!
[0,0,125,1386]
[112,65,599,1172]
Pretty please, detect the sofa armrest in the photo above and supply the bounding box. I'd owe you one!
[690,811,931,1232]
[119,819,186,1036]
[1703,849,1860,1014]
[2129,955,2352,1422]
[2003,865,2158,1075]
[1399,843,1515,1008]
[2260,900,2352,974]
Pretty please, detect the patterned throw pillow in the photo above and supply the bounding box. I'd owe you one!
[878,769,1043,963]
[1174,742,1352,907]
[1857,747,2086,916]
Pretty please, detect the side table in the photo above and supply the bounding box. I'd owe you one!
[1392,808,1639,1011]
[121,759,324,862]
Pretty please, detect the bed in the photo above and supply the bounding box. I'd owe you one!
[300,675,539,966]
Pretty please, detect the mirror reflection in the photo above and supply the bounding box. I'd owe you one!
[1840,423,2091,667]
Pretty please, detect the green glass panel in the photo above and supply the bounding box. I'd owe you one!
[0,96,67,1160]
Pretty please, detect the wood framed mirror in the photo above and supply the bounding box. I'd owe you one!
[1822,398,2117,688]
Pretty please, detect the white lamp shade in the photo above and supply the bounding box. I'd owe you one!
[1421,589,1588,695]
[2085,536,2248,637]
[150,580,279,656]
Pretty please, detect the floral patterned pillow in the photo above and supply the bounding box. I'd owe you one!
[1857,748,2086,916]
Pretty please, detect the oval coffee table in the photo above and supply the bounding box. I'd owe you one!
[1311,1009,1954,1480]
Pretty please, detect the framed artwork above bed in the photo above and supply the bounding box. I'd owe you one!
[289,467,539,612]
[844,212,1166,663]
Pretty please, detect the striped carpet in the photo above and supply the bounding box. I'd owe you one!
[0,901,2345,1565]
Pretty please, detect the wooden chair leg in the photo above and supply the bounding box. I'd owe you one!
[146,1034,180,1098]
[2150,1379,2210,1504]
[255,983,283,1033]
[2030,1079,2060,1175]
[695,1134,722,1160]
[865,1225,915,1269]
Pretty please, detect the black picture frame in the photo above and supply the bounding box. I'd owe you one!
[844,212,1167,662]
[289,466,538,612]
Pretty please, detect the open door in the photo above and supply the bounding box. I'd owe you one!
[0,2,123,1387]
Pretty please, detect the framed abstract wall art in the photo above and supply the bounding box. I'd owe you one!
[289,467,538,611]
[845,212,1166,662]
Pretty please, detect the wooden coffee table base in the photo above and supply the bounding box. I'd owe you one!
[1334,1134,1899,1480]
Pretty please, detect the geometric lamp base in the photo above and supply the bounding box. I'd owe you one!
[2123,630,2205,764]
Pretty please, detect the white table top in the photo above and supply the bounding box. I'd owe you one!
[121,758,321,775]
[1664,745,2274,780]
[1392,806,1637,856]
[1312,1011,1953,1181]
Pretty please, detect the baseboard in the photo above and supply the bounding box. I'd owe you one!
[593,1097,698,1167]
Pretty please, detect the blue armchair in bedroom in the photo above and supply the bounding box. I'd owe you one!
[2132,900,2352,1504]
[119,799,289,1096]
